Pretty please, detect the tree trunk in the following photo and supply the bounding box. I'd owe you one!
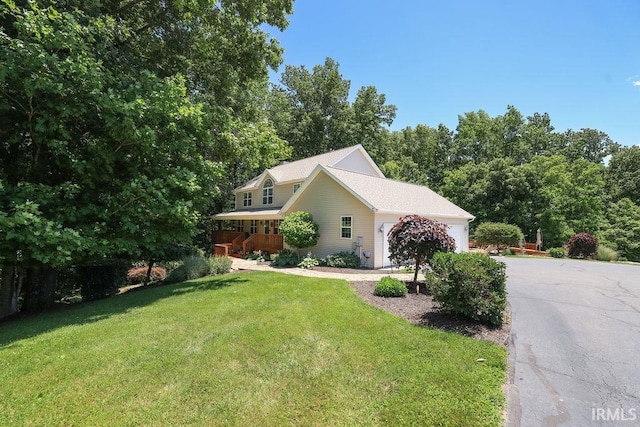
[144,259,155,285]
[21,265,58,313]
[0,266,19,319]
[413,257,420,284]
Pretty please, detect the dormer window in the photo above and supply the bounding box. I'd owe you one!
[262,178,274,205]
[293,183,301,194]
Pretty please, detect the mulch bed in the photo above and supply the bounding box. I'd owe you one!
[349,281,511,347]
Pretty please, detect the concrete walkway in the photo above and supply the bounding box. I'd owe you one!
[231,258,422,282]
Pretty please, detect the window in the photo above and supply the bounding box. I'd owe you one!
[263,220,270,234]
[243,192,252,207]
[273,219,281,235]
[250,220,257,234]
[236,220,244,232]
[263,178,273,205]
[293,183,301,194]
[341,216,352,239]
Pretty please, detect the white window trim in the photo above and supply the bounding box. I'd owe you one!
[340,215,353,239]
[243,192,252,207]
[262,178,274,205]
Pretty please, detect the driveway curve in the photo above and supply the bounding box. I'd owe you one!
[504,257,640,426]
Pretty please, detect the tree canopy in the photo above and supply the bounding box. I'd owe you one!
[0,0,293,316]
[279,211,320,252]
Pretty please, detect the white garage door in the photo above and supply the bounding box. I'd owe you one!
[382,222,465,267]
[447,224,464,253]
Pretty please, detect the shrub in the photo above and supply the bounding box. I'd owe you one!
[165,265,188,284]
[425,252,506,326]
[548,247,566,258]
[474,222,524,250]
[163,255,209,284]
[182,255,210,279]
[126,266,168,284]
[567,232,598,259]
[208,256,233,275]
[596,246,618,262]
[79,259,130,302]
[374,276,408,297]
[271,249,299,267]
[321,251,361,268]
[243,250,269,262]
[297,252,319,269]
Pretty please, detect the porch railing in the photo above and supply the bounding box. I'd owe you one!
[211,230,246,244]
[242,233,283,255]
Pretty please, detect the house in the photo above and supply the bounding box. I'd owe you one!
[212,145,474,268]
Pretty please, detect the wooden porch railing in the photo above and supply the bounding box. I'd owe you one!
[211,230,246,244]
[231,233,245,254]
[242,233,283,255]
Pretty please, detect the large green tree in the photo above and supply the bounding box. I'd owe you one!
[606,145,640,205]
[0,0,293,317]
[600,198,640,262]
[267,57,396,161]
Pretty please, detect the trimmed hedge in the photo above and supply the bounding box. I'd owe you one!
[425,252,506,326]
[374,276,408,297]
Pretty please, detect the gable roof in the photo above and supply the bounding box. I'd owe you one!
[281,165,474,220]
[235,144,383,191]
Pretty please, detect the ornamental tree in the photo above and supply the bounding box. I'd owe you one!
[387,215,456,283]
[567,232,598,259]
[474,222,524,251]
[279,212,320,255]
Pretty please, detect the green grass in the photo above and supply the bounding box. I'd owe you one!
[0,272,506,426]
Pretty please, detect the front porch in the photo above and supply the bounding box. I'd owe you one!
[211,230,284,257]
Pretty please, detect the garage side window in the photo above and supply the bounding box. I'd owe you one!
[340,216,352,239]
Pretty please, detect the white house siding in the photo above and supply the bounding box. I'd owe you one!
[373,214,470,268]
[284,172,375,267]
[332,150,381,176]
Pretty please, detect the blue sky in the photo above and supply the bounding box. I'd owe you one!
[270,0,640,146]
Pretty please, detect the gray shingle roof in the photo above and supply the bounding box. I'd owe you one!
[236,145,368,191]
[323,166,474,219]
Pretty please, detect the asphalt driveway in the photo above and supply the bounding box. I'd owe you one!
[504,257,640,426]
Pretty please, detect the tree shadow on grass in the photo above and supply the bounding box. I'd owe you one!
[0,273,249,347]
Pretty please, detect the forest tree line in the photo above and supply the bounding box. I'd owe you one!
[1,1,639,318]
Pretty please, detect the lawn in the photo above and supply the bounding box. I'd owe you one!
[0,271,506,426]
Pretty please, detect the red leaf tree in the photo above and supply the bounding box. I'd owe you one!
[387,215,456,282]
